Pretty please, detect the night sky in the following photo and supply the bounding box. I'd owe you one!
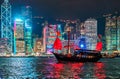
[0,0,120,19]
[0,0,120,36]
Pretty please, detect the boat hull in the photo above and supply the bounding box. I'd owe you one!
[53,51,102,62]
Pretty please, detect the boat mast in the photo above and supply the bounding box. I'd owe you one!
[67,27,71,54]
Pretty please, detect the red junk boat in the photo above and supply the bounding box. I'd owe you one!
[53,31,102,62]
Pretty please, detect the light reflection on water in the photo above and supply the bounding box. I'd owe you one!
[0,57,120,79]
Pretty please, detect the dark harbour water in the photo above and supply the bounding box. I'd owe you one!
[0,57,120,79]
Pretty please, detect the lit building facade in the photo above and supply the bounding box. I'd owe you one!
[43,25,47,53]
[14,19,25,55]
[0,38,8,56]
[43,24,63,53]
[34,38,44,55]
[64,21,81,40]
[46,25,57,54]
[22,6,33,55]
[84,18,98,50]
[80,23,86,35]
[105,16,120,51]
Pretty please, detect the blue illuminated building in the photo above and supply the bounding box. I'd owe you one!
[22,6,33,55]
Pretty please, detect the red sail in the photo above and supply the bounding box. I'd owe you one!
[96,42,102,51]
[53,38,62,50]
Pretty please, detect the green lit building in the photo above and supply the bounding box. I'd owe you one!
[22,6,33,55]
[105,16,120,52]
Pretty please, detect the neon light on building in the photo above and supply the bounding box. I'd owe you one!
[43,23,63,53]
[47,24,63,53]
[14,19,25,54]
[22,6,33,55]
[43,26,47,53]
[14,21,16,55]
[84,18,97,50]
[46,25,57,54]
[105,16,120,51]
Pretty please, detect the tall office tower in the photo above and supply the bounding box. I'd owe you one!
[22,6,33,55]
[1,0,13,54]
[105,16,120,51]
[84,18,98,50]
[14,19,25,55]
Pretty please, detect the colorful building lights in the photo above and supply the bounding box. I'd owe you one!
[14,18,25,55]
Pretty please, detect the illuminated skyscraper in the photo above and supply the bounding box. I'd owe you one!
[22,6,33,55]
[84,18,97,50]
[105,16,120,51]
[1,0,13,54]
[14,19,25,55]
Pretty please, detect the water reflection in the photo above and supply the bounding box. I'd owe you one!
[43,62,84,79]
[43,61,107,79]
[0,58,38,78]
[94,62,106,79]
[0,57,120,78]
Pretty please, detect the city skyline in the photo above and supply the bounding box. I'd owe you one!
[0,1,120,79]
